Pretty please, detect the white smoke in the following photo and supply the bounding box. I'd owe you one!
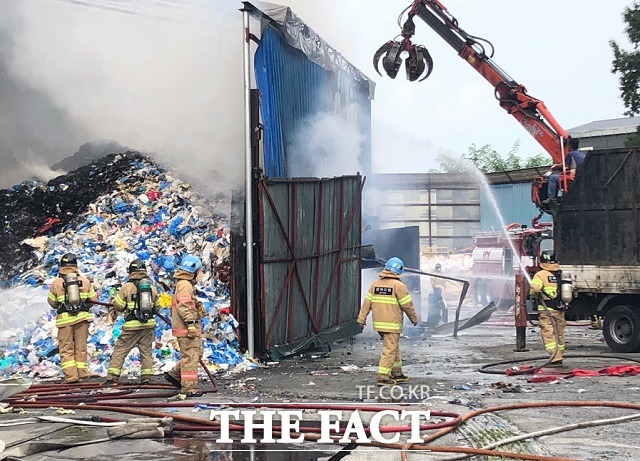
[0,0,246,193]
[288,111,365,178]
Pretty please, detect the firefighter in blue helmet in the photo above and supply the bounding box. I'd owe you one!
[357,257,419,386]
[166,254,205,400]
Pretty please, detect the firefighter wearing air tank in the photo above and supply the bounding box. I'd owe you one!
[357,257,419,386]
[47,253,97,383]
[165,254,205,399]
[106,259,159,386]
[529,251,567,367]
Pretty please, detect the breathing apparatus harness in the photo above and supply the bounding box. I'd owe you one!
[125,277,154,323]
[532,268,572,311]
[58,272,86,315]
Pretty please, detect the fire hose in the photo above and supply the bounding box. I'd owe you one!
[478,296,640,375]
[88,300,218,393]
[4,395,577,461]
[11,393,640,461]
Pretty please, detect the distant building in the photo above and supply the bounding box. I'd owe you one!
[483,167,552,231]
[568,117,640,150]
[372,173,481,253]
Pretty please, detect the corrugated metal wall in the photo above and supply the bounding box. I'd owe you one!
[257,176,362,358]
[480,183,551,231]
[254,27,371,179]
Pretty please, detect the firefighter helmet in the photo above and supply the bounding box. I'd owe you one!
[540,251,557,264]
[128,258,146,273]
[385,257,404,275]
[60,253,78,267]
[178,254,202,274]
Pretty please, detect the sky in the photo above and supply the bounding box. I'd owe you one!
[0,0,632,188]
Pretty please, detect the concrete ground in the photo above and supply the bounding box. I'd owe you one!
[2,313,640,461]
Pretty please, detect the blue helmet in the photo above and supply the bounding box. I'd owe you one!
[385,257,404,275]
[178,254,202,274]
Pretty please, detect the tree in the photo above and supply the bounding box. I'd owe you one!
[434,140,550,173]
[611,2,640,147]
[611,2,640,116]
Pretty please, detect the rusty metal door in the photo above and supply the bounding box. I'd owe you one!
[257,175,363,359]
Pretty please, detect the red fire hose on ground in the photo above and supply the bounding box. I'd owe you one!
[9,388,638,461]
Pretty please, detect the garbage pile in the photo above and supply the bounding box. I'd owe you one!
[0,152,254,379]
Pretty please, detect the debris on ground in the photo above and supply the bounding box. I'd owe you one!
[0,152,253,380]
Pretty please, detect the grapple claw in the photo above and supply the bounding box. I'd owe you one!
[373,41,394,77]
[373,38,433,82]
[407,45,433,82]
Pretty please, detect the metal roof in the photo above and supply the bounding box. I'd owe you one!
[568,117,640,138]
[244,1,375,99]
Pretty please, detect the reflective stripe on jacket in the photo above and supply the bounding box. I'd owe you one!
[357,269,419,333]
[529,264,560,310]
[47,271,96,327]
[112,272,159,330]
[171,271,202,338]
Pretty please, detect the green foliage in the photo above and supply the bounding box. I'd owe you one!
[611,2,640,115]
[625,126,640,146]
[434,140,550,173]
[523,153,550,168]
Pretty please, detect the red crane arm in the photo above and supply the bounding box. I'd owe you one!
[412,0,568,164]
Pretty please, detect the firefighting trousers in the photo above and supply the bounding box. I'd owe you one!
[58,320,90,382]
[168,337,202,394]
[538,309,565,361]
[377,332,403,378]
[106,328,154,383]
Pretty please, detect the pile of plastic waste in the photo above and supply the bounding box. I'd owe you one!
[0,152,255,380]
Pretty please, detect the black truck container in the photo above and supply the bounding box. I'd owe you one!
[555,147,640,352]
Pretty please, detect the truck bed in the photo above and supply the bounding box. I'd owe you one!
[560,264,640,294]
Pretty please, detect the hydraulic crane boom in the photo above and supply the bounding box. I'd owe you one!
[374,0,569,165]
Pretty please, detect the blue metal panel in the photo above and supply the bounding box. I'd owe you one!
[254,28,371,179]
[480,183,551,231]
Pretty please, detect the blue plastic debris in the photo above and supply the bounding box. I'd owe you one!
[0,155,250,380]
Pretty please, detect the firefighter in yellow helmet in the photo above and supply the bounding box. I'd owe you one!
[47,253,97,383]
[105,259,160,386]
[529,251,565,367]
[357,257,419,386]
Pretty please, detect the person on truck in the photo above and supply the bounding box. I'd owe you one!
[529,251,565,367]
[542,138,586,204]
[105,259,160,386]
[47,253,97,383]
[357,257,419,386]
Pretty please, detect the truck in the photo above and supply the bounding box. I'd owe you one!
[374,0,640,352]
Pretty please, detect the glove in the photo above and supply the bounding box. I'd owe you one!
[196,301,206,318]
[109,309,118,323]
[187,325,197,339]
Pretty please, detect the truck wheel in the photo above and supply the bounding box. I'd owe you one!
[603,305,640,353]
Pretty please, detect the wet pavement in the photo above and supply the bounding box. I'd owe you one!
[3,315,640,460]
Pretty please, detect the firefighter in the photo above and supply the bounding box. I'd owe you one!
[105,259,160,386]
[47,253,97,383]
[165,254,205,400]
[529,251,565,367]
[357,257,419,386]
[427,263,447,325]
